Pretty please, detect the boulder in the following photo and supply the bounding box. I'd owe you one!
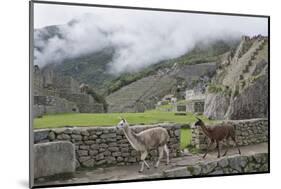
[204,92,230,120]
[225,74,268,120]
[34,141,75,178]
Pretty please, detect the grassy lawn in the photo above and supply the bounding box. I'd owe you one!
[33,112,208,129]
[180,128,192,149]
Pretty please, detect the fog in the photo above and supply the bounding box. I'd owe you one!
[34,4,268,74]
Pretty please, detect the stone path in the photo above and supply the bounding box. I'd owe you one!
[35,143,268,187]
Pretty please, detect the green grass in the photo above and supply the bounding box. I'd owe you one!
[33,112,208,129]
[180,128,192,149]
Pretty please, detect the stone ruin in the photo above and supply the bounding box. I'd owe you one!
[185,90,205,114]
[33,65,104,118]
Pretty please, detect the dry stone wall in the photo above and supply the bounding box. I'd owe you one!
[163,153,268,177]
[191,118,268,150]
[34,123,183,168]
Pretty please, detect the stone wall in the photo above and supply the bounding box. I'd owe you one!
[33,96,78,116]
[163,153,268,177]
[191,118,268,150]
[34,123,182,168]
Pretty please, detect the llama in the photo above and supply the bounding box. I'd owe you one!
[194,118,241,158]
[116,118,170,172]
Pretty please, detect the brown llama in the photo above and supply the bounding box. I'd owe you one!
[194,118,241,158]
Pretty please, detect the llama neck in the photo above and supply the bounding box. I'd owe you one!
[199,123,211,138]
[122,126,141,151]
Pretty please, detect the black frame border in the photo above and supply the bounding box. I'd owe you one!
[29,0,270,188]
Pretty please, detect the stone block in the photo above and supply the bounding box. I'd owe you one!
[34,141,75,178]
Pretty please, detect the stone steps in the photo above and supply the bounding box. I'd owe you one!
[241,39,266,76]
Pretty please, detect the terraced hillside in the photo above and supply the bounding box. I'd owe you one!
[106,62,217,112]
[204,35,268,120]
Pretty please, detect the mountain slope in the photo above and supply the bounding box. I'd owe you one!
[204,36,268,120]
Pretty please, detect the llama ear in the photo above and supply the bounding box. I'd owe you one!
[119,116,126,122]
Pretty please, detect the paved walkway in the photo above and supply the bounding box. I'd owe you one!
[35,143,268,187]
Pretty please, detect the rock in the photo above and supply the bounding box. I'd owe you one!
[100,133,116,139]
[89,135,97,139]
[96,153,104,160]
[89,150,98,156]
[90,144,99,150]
[34,130,50,143]
[239,156,248,168]
[164,167,191,178]
[108,147,119,152]
[72,129,81,135]
[106,157,116,164]
[79,156,91,163]
[96,160,106,165]
[34,141,75,178]
[202,161,217,174]
[57,134,70,140]
[48,131,56,141]
[100,143,108,148]
[84,140,95,145]
[121,148,129,152]
[78,150,88,156]
[108,142,118,147]
[64,128,72,134]
[122,152,130,157]
[71,134,82,141]
[103,150,111,156]
[174,130,180,137]
[81,130,90,136]
[112,152,122,157]
[79,145,90,150]
[204,92,230,120]
[209,168,224,175]
[187,165,201,176]
[225,75,268,120]
[228,155,242,172]
[218,158,229,168]
[81,159,95,167]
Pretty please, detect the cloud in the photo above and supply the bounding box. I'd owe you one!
[34,5,268,74]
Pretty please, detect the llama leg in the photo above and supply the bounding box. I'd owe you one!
[203,140,214,158]
[223,138,230,156]
[164,144,169,165]
[155,146,164,168]
[231,136,241,155]
[144,160,150,169]
[216,141,221,158]
[139,151,148,173]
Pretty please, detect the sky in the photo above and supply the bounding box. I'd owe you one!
[34,3,268,74]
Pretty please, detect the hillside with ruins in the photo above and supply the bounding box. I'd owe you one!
[204,35,268,120]
[33,26,268,120]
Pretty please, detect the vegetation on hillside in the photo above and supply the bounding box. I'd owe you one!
[50,39,238,96]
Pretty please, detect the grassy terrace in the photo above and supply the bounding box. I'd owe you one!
[33,111,210,149]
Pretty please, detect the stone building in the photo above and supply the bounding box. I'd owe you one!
[185,90,205,114]
[33,65,104,117]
